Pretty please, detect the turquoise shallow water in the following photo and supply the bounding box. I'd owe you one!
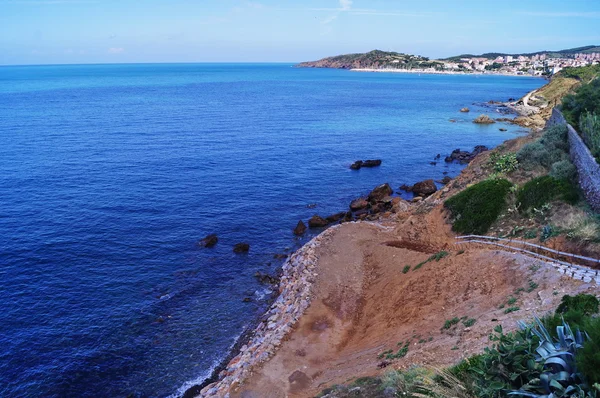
[0,63,544,397]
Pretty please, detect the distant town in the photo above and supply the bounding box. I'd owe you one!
[297,46,600,76]
[442,52,600,76]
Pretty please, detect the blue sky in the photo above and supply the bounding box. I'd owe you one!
[1,0,599,65]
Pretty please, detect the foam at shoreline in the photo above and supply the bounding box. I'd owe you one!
[198,225,342,397]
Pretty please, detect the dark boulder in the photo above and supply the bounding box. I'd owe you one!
[350,160,363,170]
[326,212,346,223]
[411,179,437,197]
[499,128,507,131]
[308,215,328,228]
[254,271,278,285]
[349,198,369,211]
[362,159,382,167]
[350,159,382,170]
[368,183,393,202]
[441,176,452,184]
[293,220,307,235]
[233,243,250,253]
[398,184,413,192]
[444,146,489,164]
[199,234,218,248]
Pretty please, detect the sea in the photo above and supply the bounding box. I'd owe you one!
[0,63,544,397]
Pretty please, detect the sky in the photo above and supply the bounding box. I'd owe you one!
[1,0,600,65]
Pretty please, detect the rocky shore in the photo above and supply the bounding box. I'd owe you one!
[197,225,341,397]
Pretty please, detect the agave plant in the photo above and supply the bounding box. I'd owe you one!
[511,317,594,398]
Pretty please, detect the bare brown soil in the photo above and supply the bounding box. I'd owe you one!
[231,216,598,398]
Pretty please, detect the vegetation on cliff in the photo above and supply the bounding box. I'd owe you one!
[560,74,600,161]
[296,50,443,70]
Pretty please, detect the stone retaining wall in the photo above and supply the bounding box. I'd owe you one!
[547,108,600,212]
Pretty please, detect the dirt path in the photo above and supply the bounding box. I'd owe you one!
[231,216,599,398]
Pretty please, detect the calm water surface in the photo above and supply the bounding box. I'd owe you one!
[0,64,544,397]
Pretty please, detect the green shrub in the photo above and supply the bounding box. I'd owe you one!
[540,124,570,152]
[562,78,600,125]
[550,159,577,181]
[557,293,600,315]
[577,316,600,385]
[517,125,569,170]
[442,317,460,330]
[517,176,579,212]
[560,64,600,82]
[517,141,551,170]
[444,178,513,234]
[490,152,519,173]
[580,111,600,161]
[402,265,411,274]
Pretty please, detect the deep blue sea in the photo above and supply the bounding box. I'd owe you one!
[0,63,544,397]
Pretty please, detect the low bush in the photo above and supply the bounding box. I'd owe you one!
[577,316,600,385]
[517,176,579,212]
[444,179,513,234]
[557,293,600,315]
[550,159,577,181]
[489,152,519,173]
[517,125,570,170]
[580,111,600,162]
[562,77,600,125]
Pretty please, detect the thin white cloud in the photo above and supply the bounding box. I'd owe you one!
[339,0,352,11]
[107,47,124,54]
[517,11,600,18]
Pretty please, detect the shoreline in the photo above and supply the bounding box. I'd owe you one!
[183,83,545,397]
[350,67,545,78]
[195,225,342,397]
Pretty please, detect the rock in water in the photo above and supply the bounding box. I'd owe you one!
[325,212,346,223]
[441,176,452,184]
[350,159,382,170]
[350,160,363,170]
[308,215,328,228]
[349,198,369,211]
[460,107,470,112]
[199,234,218,248]
[411,179,437,197]
[293,220,307,235]
[233,243,250,253]
[473,114,495,124]
[367,183,393,202]
[499,128,507,131]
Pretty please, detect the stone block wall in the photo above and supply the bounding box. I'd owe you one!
[547,108,600,212]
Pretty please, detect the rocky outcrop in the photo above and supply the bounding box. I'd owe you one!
[308,215,329,228]
[296,50,430,70]
[293,220,307,236]
[349,198,369,211]
[473,114,495,124]
[350,159,382,170]
[233,243,250,253]
[444,146,489,164]
[326,212,347,223]
[460,107,470,112]
[367,183,393,202]
[199,234,218,248]
[411,179,437,197]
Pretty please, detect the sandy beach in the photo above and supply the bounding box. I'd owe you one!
[351,68,542,78]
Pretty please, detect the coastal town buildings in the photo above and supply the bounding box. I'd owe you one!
[440,52,600,76]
